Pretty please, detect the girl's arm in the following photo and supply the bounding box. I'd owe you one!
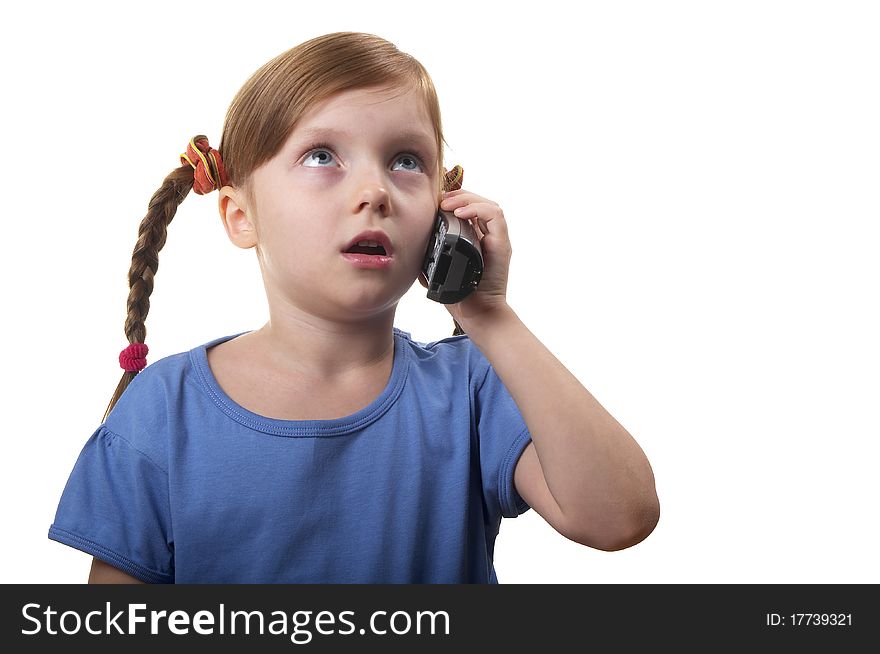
[467,305,660,551]
[440,189,659,551]
[88,557,147,584]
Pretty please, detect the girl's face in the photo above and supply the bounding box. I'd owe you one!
[226,85,440,324]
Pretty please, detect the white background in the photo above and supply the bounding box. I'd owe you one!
[2,0,877,584]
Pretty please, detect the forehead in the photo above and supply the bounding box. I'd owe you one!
[290,86,435,150]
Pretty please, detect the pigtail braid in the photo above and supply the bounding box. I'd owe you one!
[101,164,198,422]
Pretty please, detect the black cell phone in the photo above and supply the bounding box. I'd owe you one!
[422,209,483,304]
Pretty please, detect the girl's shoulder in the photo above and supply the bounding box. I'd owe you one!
[395,328,492,379]
[101,337,211,442]
[397,327,467,354]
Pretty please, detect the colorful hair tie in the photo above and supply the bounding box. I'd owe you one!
[180,135,229,195]
[119,343,149,372]
[443,165,463,191]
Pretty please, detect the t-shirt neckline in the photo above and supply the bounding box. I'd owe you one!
[189,328,411,437]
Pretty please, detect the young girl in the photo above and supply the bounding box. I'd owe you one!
[49,31,659,584]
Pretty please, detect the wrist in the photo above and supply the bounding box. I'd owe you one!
[456,302,519,345]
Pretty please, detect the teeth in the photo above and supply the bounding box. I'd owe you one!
[357,240,381,247]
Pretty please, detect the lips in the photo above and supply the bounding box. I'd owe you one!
[342,230,394,257]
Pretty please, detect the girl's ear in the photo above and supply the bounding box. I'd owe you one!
[218,186,258,249]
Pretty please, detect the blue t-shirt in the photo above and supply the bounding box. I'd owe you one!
[49,328,532,583]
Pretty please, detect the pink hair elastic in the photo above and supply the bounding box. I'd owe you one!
[119,343,149,372]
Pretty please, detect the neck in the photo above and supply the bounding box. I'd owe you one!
[250,305,397,381]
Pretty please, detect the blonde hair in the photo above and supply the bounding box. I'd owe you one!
[104,32,457,422]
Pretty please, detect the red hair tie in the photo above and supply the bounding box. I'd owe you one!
[119,343,149,372]
[180,135,229,195]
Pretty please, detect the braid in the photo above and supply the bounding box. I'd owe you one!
[101,164,197,422]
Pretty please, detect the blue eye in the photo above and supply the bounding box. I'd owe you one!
[303,147,335,167]
[392,154,423,172]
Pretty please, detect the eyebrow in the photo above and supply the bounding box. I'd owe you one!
[295,126,436,160]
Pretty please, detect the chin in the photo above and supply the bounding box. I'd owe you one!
[338,285,405,318]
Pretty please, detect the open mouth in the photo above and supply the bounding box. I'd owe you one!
[345,240,388,256]
[341,234,394,269]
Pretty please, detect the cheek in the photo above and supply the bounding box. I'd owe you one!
[406,201,435,234]
[255,213,321,272]
[403,209,438,267]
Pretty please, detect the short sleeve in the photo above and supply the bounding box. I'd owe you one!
[48,425,174,583]
[474,362,533,521]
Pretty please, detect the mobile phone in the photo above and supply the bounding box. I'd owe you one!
[421,209,483,304]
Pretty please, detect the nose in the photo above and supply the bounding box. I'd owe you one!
[354,176,391,218]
